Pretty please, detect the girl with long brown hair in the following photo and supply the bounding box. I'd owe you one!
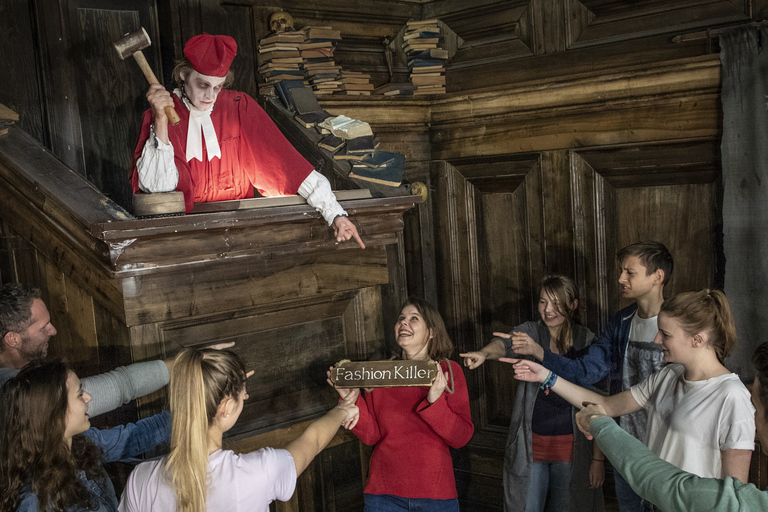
[119,348,358,512]
[0,360,170,512]
[461,275,605,512]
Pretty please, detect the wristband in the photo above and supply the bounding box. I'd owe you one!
[539,371,557,395]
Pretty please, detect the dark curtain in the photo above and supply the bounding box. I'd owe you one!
[720,24,768,379]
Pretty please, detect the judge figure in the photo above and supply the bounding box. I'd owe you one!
[131,34,364,249]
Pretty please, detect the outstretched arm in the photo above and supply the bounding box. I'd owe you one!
[298,171,365,249]
[577,406,768,511]
[286,391,359,476]
[504,357,639,418]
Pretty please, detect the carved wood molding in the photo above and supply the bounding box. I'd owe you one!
[565,0,751,49]
[431,55,721,123]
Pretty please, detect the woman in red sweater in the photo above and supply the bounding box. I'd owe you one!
[338,297,474,511]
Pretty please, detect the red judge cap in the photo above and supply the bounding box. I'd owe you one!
[184,34,237,77]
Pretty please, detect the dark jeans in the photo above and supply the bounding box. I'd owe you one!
[364,494,460,512]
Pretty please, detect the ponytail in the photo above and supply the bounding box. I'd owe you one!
[165,348,247,512]
[660,289,737,363]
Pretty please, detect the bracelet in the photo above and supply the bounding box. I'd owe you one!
[539,371,558,395]
[592,458,605,462]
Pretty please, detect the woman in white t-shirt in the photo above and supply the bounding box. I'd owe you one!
[507,290,755,494]
[118,348,358,512]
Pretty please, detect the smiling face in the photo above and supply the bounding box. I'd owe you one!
[63,371,91,444]
[18,298,57,364]
[181,70,227,111]
[538,289,569,335]
[395,305,433,360]
[618,255,659,300]
[653,312,691,363]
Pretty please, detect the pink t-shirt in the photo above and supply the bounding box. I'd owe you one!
[118,447,296,511]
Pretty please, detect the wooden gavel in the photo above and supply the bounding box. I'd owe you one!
[114,28,180,125]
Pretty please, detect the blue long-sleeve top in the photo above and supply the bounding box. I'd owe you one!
[541,303,637,394]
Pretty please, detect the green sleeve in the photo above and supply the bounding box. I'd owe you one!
[590,416,768,510]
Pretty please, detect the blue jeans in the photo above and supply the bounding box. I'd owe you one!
[525,461,571,512]
[364,494,460,512]
[614,468,643,512]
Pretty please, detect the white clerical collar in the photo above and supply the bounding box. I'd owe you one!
[175,89,221,162]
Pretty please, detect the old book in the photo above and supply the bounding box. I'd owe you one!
[259,32,306,45]
[295,111,332,128]
[318,135,345,152]
[404,30,440,41]
[291,87,322,114]
[352,150,396,168]
[304,26,342,40]
[298,41,334,50]
[411,74,445,86]
[373,83,414,96]
[333,147,363,160]
[274,79,308,112]
[347,135,379,155]
[258,44,301,53]
[349,153,405,186]
[406,19,439,27]
[257,50,301,64]
[407,49,449,60]
[339,83,374,91]
[301,48,335,59]
[319,115,373,139]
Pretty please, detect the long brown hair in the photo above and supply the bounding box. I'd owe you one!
[397,297,454,360]
[165,348,247,512]
[0,360,103,511]
[659,289,737,363]
[539,275,581,354]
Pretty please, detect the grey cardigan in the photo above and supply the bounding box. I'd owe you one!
[501,320,605,512]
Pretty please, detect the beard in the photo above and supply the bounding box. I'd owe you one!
[20,338,48,363]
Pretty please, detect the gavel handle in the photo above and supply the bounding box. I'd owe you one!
[132,51,181,126]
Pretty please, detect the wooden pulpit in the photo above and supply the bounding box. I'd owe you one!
[0,125,420,508]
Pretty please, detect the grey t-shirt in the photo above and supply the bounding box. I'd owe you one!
[620,312,665,440]
[0,360,169,417]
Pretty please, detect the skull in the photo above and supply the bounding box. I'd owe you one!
[269,11,294,33]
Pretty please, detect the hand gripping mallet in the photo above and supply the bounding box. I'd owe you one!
[113,28,180,125]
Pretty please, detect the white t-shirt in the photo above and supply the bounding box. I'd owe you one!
[630,364,755,478]
[118,447,297,512]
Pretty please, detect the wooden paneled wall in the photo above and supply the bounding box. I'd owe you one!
[4,0,768,510]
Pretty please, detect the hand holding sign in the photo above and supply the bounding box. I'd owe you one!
[427,362,448,404]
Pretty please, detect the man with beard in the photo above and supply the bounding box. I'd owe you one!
[0,283,173,417]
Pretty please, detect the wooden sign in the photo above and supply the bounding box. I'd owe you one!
[331,359,438,388]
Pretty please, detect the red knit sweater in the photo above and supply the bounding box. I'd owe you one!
[352,360,474,499]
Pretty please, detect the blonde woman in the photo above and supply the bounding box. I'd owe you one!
[119,348,358,511]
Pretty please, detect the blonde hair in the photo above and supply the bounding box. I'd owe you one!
[166,348,247,512]
[539,275,580,354]
[660,289,737,363]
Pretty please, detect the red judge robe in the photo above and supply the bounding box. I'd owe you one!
[131,89,314,213]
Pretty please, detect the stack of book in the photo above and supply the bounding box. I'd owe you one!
[403,19,448,95]
[257,30,307,96]
[337,70,374,96]
[300,26,342,95]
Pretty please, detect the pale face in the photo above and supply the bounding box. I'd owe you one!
[752,380,768,452]
[618,255,658,300]
[395,305,433,360]
[537,289,569,334]
[653,313,690,363]
[19,299,57,363]
[181,70,227,111]
[64,371,91,444]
